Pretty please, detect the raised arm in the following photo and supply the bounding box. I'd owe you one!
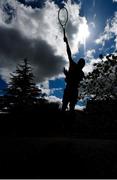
[63,29,73,65]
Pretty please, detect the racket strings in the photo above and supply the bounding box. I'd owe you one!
[58,7,68,27]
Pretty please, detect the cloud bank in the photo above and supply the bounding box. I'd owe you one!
[0,0,89,83]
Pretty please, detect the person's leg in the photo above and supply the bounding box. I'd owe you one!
[69,88,78,112]
[69,101,76,112]
[62,88,69,111]
[62,100,68,111]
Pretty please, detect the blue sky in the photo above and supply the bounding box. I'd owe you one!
[0,0,117,106]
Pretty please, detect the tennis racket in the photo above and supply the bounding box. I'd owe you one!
[58,7,68,33]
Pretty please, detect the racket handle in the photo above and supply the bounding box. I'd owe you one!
[63,28,67,43]
[63,28,65,37]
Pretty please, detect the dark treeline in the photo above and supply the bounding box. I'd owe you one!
[0,55,117,138]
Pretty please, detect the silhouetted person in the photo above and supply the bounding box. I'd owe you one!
[62,30,85,112]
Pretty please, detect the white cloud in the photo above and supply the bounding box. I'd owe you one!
[83,63,94,74]
[45,95,62,104]
[81,49,96,75]
[113,0,117,2]
[83,57,102,75]
[37,81,51,95]
[95,12,117,50]
[86,49,95,60]
[95,33,112,46]
[75,104,85,111]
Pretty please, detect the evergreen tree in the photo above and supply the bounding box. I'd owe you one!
[7,58,41,106]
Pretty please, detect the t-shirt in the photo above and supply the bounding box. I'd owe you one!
[65,60,84,88]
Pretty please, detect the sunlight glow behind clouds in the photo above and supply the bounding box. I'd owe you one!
[78,18,90,45]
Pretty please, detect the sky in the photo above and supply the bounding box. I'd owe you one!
[0,0,117,107]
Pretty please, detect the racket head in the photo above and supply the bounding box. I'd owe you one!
[58,7,68,28]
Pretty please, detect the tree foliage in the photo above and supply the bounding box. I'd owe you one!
[79,54,117,100]
[7,58,41,106]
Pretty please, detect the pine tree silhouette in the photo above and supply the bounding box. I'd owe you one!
[7,58,41,107]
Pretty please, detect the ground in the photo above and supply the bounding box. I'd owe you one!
[0,100,117,178]
[0,137,117,178]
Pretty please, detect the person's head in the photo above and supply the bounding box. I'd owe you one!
[77,58,85,69]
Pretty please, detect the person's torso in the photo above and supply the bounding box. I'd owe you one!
[65,63,84,87]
